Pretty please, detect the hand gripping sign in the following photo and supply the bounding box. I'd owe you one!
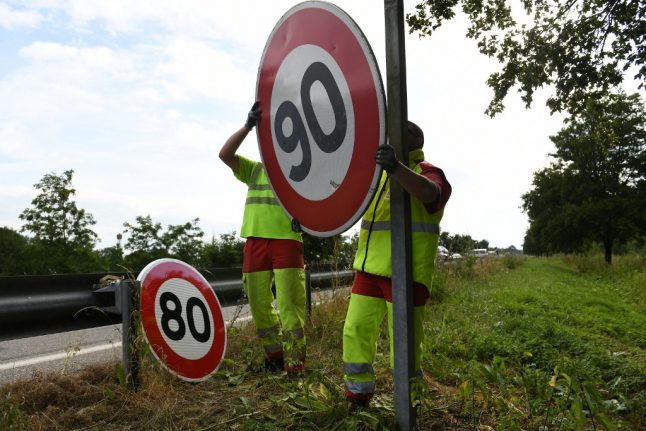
[139,259,226,382]
[256,1,386,237]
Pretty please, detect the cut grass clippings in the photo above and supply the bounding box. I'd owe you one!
[1,254,644,430]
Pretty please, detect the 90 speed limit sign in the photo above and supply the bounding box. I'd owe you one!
[139,259,226,381]
[256,1,386,237]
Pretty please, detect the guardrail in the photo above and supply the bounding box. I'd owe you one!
[0,266,354,342]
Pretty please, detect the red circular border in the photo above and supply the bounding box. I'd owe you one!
[257,4,384,235]
[139,260,226,381]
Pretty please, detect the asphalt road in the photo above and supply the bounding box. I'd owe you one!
[0,302,254,385]
[0,287,348,385]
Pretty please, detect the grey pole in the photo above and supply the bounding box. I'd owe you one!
[305,266,312,319]
[384,0,415,429]
[120,280,140,388]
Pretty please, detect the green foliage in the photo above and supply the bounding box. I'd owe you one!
[522,92,646,263]
[19,170,97,248]
[2,254,644,429]
[14,170,103,274]
[562,250,646,275]
[201,231,245,267]
[0,226,28,275]
[0,394,25,430]
[440,231,489,254]
[162,218,204,263]
[303,232,357,268]
[501,253,524,270]
[96,245,125,272]
[427,256,646,430]
[407,0,645,116]
[121,215,204,270]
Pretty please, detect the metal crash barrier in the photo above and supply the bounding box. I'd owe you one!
[0,266,354,342]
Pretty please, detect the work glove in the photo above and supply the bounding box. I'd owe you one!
[375,144,399,173]
[245,101,261,129]
[291,218,303,233]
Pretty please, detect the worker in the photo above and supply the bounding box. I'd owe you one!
[219,101,306,375]
[342,121,452,407]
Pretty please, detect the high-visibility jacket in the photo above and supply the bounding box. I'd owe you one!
[352,149,444,290]
[235,156,301,242]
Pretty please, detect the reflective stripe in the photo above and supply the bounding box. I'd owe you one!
[249,163,263,185]
[344,362,375,376]
[284,328,304,339]
[360,219,439,234]
[249,183,272,191]
[246,197,280,206]
[264,343,282,354]
[257,325,280,339]
[344,379,376,394]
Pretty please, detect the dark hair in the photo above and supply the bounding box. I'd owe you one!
[407,121,424,147]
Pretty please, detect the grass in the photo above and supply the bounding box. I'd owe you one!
[1,254,644,430]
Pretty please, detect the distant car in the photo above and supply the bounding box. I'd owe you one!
[450,253,462,260]
[473,248,488,258]
[437,246,449,260]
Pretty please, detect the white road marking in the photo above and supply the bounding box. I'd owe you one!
[0,342,122,371]
[0,316,254,371]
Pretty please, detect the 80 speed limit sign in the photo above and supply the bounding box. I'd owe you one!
[139,259,226,381]
[256,1,386,237]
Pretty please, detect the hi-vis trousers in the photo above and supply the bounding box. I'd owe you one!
[243,237,306,371]
[343,271,429,401]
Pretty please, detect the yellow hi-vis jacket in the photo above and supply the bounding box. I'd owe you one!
[235,156,302,241]
[352,149,443,291]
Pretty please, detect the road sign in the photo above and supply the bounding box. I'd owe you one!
[256,1,386,237]
[139,259,226,382]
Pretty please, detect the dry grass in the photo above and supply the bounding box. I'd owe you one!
[0,282,480,430]
[1,261,552,430]
[4,254,643,429]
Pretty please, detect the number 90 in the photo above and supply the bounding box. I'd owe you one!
[274,61,347,182]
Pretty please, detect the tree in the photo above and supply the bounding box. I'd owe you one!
[440,231,489,254]
[162,218,204,264]
[0,227,28,275]
[123,215,164,254]
[19,170,97,249]
[96,246,125,272]
[407,0,645,116]
[122,215,205,270]
[18,170,101,273]
[522,91,646,263]
[302,233,358,268]
[201,232,245,268]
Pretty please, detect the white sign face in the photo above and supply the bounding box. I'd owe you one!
[139,258,227,382]
[154,277,214,360]
[271,44,355,201]
[256,1,386,237]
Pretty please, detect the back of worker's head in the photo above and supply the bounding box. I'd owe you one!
[407,121,424,150]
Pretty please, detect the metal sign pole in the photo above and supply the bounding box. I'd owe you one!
[384,0,415,429]
[120,280,140,388]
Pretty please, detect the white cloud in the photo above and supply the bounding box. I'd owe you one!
[154,37,255,102]
[0,3,42,29]
[19,41,78,60]
[0,0,581,249]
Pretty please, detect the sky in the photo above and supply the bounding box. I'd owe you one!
[0,0,575,250]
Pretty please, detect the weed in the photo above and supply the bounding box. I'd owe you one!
[0,393,26,430]
[1,255,644,430]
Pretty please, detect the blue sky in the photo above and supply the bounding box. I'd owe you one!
[1,0,583,249]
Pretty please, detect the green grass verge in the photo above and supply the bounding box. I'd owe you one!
[1,255,644,430]
[424,256,646,430]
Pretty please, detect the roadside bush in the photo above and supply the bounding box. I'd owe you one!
[501,253,524,270]
[0,393,26,430]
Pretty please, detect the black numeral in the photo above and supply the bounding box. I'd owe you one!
[160,292,211,343]
[275,61,347,182]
